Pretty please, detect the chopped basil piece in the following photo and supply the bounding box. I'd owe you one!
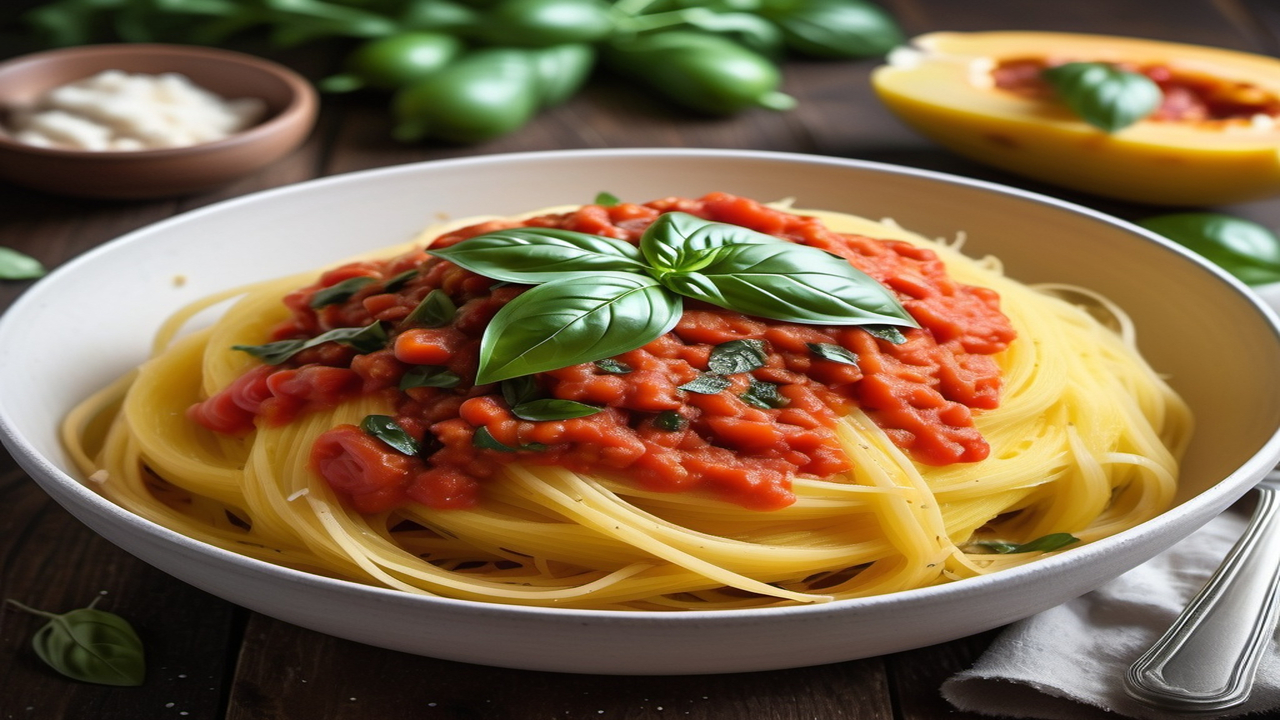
[707,339,767,375]
[501,375,541,406]
[360,414,421,455]
[864,325,907,344]
[472,426,547,453]
[595,191,621,207]
[510,398,602,421]
[403,289,457,327]
[654,410,686,431]
[807,342,859,366]
[382,269,418,293]
[679,374,732,395]
[233,322,387,365]
[594,358,633,375]
[740,378,788,409]
[309,276,378,308]
[972,533,1081,554]
[399,365,462,390]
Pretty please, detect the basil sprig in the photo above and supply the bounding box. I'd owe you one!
[6,598,145,686]
[0,247,46,280]
[1041,62,1162,133]
[1139,213,1280,286]
[360,414,420,455]
[430,212,916,384]
[971,532,1080,555]
[234,321,387,365]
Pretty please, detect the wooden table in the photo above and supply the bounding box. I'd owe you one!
[3,2,1279,718]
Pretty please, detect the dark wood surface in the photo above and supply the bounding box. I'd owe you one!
[2,2,1279,718]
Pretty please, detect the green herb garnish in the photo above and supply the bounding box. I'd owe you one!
[399,365,462,390]
[595,191,621,207]
[864,325,907,345]
[807,342,859,365]
[1139,213,1280,286]
[594,358,633,375]
[654,410,687,431]
[0,247,46,280]
[707,339,767,375]
[403,289,457,327]
[6,598,145,686]
[972,532,1081,554]
[429,212,916,384]
[472,426,546,453]
[382,269,418,293]
[309,276,377,308]
[740,378,788,409]
[1041,62,1162,133]
[360,414,420,455]
[233,322,387,365]
[679,374,733,395]
[501,375,541,407]
[510,398,602,421]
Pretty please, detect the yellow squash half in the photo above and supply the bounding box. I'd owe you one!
[871,31,1280,206]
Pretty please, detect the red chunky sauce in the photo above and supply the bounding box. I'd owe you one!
[189,194,1016,514]
[992,57,1280,123]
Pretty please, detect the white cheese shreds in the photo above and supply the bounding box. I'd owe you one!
[6,70,267,151]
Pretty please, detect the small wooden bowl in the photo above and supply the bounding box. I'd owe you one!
[0,44,318,199]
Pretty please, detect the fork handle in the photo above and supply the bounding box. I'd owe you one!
[1125,475,1280,712]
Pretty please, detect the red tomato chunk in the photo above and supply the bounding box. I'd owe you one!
[188,193,1016,513]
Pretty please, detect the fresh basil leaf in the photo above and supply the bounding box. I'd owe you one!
[708,339,767,374]
[807,342,859,365]
[399,365,461,390]
[973,533,1081,554]
[1138,213,1280,285]
[6,599,144,687]
[309,276,378,308]
[741,378,788,409]
[477,272,682,384]
[0,247,46,280]
[501,375,541,406]
[472,426,547,453]
[511,398,602,421]
[640,212,775,274]
[760,0,903,58]
[382,269,418,293]
[1041,62,1162,133]
[661,241,917,327]
[679,374,732,394]
[595,191,621,206]
[429,228,647,284]
[360,414,420,455]
[403,289,457,327]
[863,325,907,344]
[654,410,687,431]
[233,322,387,365]
[594,358,633,374]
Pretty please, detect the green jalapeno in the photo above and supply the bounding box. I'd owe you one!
[757,0,902,58]
[321,32,464,93]
[472,0,616,47]
[529,43,596,106]
[392,48,541,143]
[603,30,795,115]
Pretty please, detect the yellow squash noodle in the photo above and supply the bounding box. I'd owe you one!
[62,203,1192,611]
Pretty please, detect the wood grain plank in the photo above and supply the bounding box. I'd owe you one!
[226,615,895,720]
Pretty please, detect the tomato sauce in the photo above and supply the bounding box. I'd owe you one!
[189,194,1016,513]
[991,57,1280,123]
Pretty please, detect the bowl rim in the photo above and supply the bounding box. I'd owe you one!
[4,147,1280,628]
[0,42,318,158]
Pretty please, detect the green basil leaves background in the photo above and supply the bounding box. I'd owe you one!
[1139,213,1280,285]
[433,212,916,384]
[1041,61,1162,133]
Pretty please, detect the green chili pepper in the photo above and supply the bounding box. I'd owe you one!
[392,48,542,143]
[397,0,480,31]
[603,30,795,115]
[471,0,617,47]
[529,43,597,107]
[757,0,902,58]
[321,32,465,93]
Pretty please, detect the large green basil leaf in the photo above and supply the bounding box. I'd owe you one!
[660,241,916,327]
[429,228,646,283]
[477,272,682,384]
[640,212,775,273]
[1139,213,1280,285]
[7,600,145,686]
[1041,62,1162,133]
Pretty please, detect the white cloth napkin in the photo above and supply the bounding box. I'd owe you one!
[942,507,1280,719]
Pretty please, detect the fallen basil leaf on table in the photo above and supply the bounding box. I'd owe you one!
[1138,213,1280,286]
[5,598,145,686]
[0,247,46,280]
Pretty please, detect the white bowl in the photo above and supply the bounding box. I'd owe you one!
[4,149,1280,675]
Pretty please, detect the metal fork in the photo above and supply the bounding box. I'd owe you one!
[1125,471,1280,712]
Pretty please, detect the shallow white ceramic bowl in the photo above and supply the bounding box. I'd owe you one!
[4,149,1280,675]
